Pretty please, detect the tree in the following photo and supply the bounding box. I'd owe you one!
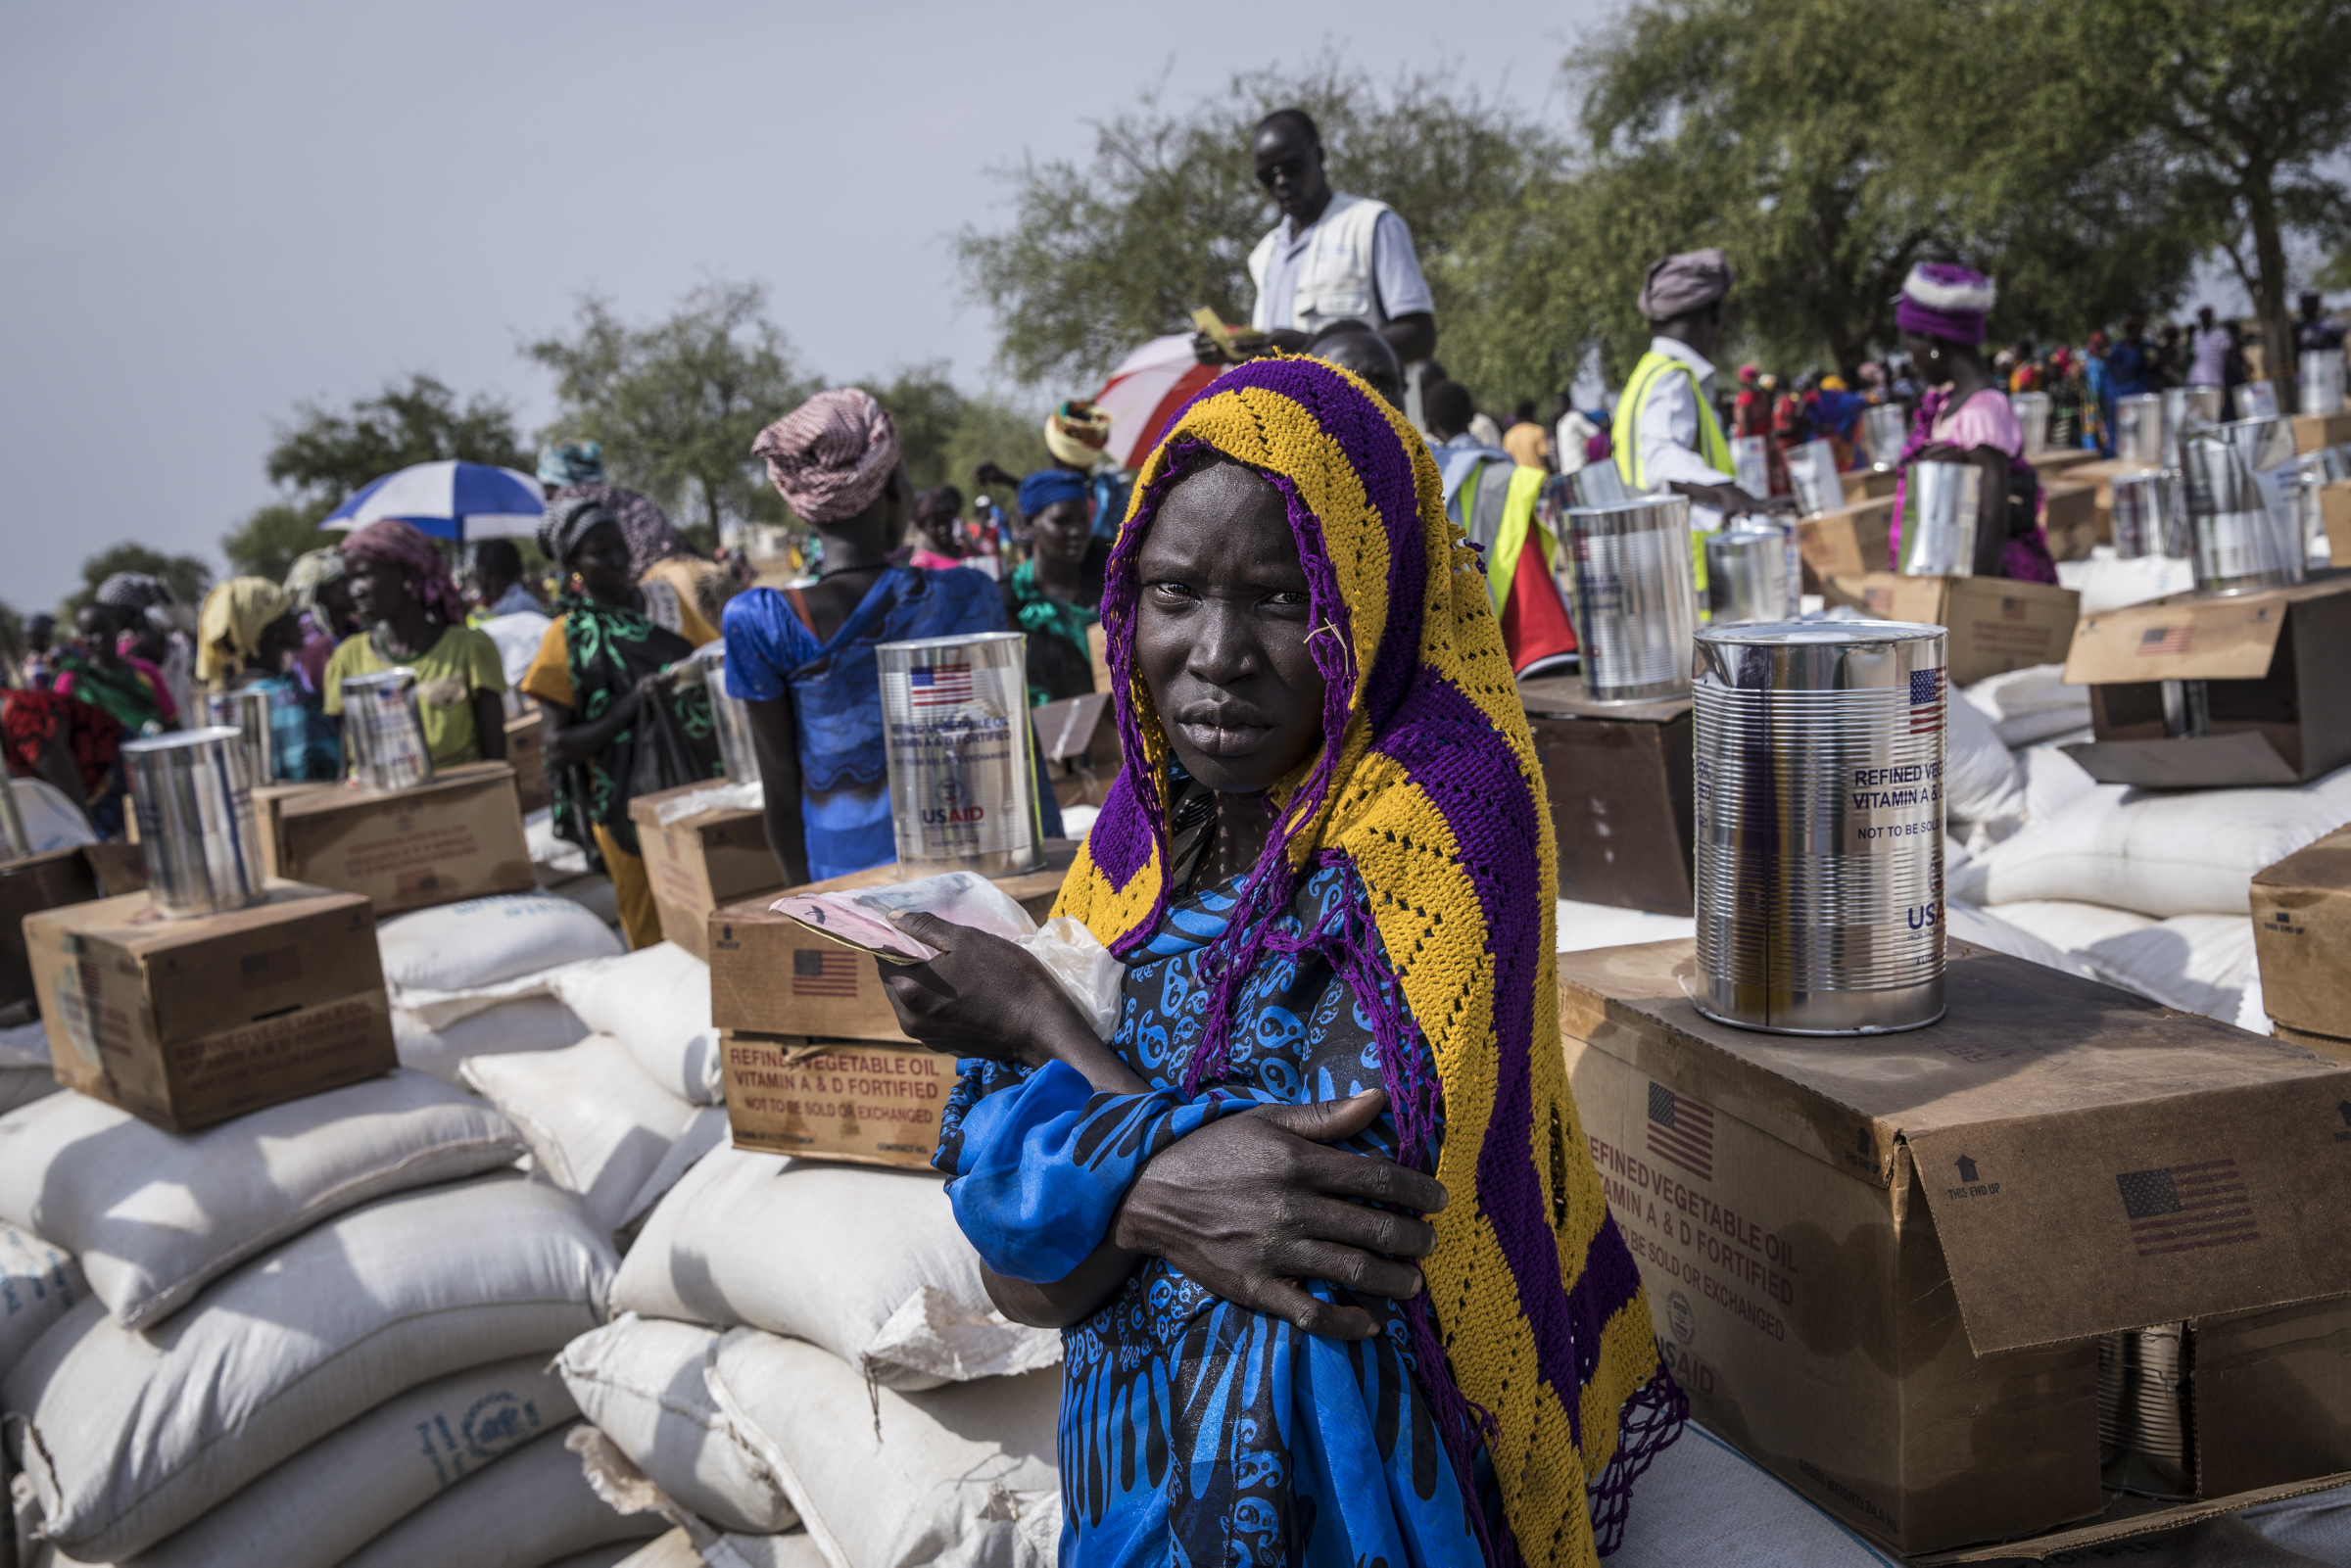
[2070,0,2351,406]
[868,365,1054,498]
[1507,0,2201,391]
[955,58,1557,390]
[526,282,818,548]
[266,374,532,504]
[220,501,335,585]
[63,545,213,618]
[219,374,532,585]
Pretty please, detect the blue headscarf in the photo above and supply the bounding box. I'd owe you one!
[1015,468,1088,519]
[539,441,605,487]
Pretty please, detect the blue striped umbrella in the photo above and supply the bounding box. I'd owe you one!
[320,460,546,541]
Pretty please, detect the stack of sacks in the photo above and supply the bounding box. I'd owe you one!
[379,891,620,1082]
[555,1140,1065,1566]
[0,1071,654,1566]
[1950,765,2351,1025]
[459,942,733,1243]
[0,1022,62,1117]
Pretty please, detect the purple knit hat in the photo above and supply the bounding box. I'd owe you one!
[1895,261,1995,345]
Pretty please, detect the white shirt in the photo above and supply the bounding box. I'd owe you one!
[1555,409,1600,475]
[1249,196,1434,334]
[1634,336,1735,491]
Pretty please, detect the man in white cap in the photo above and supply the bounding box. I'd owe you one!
[1613,248,1774,520]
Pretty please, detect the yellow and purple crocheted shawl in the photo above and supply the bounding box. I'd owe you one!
[1051,356,1682,1566]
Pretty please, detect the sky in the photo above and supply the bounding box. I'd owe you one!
[0,0,1607,611]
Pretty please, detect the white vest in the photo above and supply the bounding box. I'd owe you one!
[1249,193,1392,335]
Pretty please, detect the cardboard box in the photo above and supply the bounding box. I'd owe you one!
[2322,480,2351,566]
[1559,937,2351,1558]
[1519,675,1693,915]
[1032,691,1121,810]
[2061,574,2351,786]
[2294,410,2351,453]
[256,762,534,917]
[2030,448,2101,481]
[719,1031,954,1170]
[628,781,785,963]
[1,844,149,1013]
[2041,480,2099,560]
[24,880,395,1130]
[1085,624,1111,692]
[2273,1021,2351,1062]
[1821,574,2080,687]
[709,841,1080,1041]
[1839,466,1896,504]
[1797,497,1893,585]
[2251,825,2351,1040]
[505,710,550,814]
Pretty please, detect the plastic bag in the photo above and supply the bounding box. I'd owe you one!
[771,874,1123,1038]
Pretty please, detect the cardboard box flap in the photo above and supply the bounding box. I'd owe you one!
[1910,1065,2351,1357]
[2061,580,2351,684]
[2253,823,2351,895]
[2063,732,2303,788]
[1559,940,2351,1190]
[1032,692,1117,762]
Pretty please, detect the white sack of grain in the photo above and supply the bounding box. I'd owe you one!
[3,1173,614,1561]
[1960,664,2093,748]
[706,1330,1060,1568]
[548,943,723,1105]
[116,1354,576,1568]
[2077,913,2258,1024]
[464,1036,700,1237]
[611,1147,1060,1391]
[379,892,624,1025]
[0,1221,81,1382]
[397,995,593,1084]
[617,1106,731,1240]
[1949,767,2351,917]
[1943,687,2027,831]
[0,1069,521,1330]
[334,1425,661,1568]
[557,1314,799,1536]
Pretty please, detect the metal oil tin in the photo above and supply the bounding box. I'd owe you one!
[1693,620,1948,1034]
[877,631,1044,878]
[1787,438,1841,517]
[204,688,275,785]
[2109,469,2187,560]
[341,668,434,791]
[1896,460,1980,577]
[1704,524,1794,626]
[695,641,760,785]
[2116,393,2168,467]
[1864,404,1908,472]
[122,727,267,918]
[2010,390,2051,455]
[2302,349,2346,417]
[1564,496,1698,702]
[2183,419,2305,594]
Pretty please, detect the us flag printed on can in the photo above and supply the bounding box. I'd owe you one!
[876,632,1044,879]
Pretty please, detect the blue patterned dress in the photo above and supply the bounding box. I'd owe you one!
[936,863,1491,1568]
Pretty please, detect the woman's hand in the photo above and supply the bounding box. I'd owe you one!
[1112,1089,1446,1340]
[877,911,1123,1079]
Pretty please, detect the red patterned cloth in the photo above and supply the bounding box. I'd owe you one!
[751,389,900,524]
[3,687,121,794]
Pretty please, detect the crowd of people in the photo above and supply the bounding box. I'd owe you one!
[11,92,2351,1568]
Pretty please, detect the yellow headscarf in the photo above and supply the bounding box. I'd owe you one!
[1056,355,1681,1566]
[195,578,292,684]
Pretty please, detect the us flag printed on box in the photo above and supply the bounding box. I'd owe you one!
[1646,1082,1713,1182]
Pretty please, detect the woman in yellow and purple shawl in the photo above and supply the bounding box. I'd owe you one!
[881,355,1682,1568]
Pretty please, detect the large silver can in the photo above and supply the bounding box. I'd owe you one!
[1896,459,1980,576]
[877,631,1044,878]
[2183,420,2305,594]
[695,641,760,785]
[1864,403,1908,471]
[2109,469,2185,560]
[2010,390,2051,455]
[1787,438,1841,517]
[1731,436,1771,499]
[1693,620,1947,1035]
[123,728,267,918]
[1705,524,1793,625]
[2302,349,2346,417]
[1565,496,1698,702]
[204,688,274,785]
[2115,393,2168,466]
[341,669,433,791]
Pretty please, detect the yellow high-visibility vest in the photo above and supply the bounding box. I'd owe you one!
[1613,351,1734,489]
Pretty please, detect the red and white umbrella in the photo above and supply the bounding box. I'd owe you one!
[1093,335,1221,470]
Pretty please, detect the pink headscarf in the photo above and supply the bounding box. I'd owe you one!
[752,388,901,524]
[340,519,468,626]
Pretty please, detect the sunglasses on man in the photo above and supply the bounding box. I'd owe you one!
[1255,157,1309,188]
